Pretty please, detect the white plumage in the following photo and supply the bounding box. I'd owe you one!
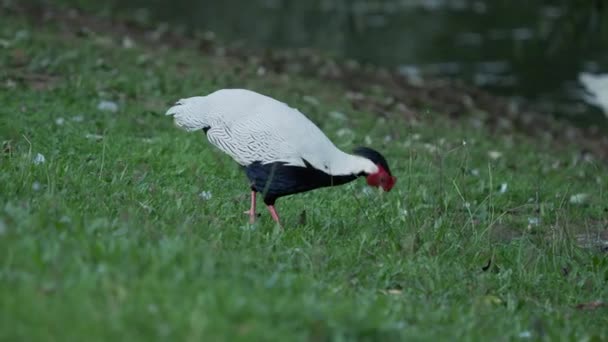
[579,72,608,117]
[166,88,378,176]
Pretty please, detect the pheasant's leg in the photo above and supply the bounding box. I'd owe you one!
[267,205,284,230]
[244,191,257,224]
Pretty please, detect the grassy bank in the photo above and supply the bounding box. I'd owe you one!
[1,9,607,341]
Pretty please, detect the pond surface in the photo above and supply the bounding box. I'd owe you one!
[115,0,607,120]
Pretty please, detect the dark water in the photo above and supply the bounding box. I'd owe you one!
[110,0,607,119]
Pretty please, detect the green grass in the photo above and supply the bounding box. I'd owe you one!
[1,12,608,341]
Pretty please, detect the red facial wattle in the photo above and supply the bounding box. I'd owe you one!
[366,165,396,192]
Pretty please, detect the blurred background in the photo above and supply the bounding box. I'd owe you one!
[44,0,608,124]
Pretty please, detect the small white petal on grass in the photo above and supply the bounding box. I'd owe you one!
[302,95,319,106]
[329,111,347,121]
[72,115,84,122]
[33,153,45,165]
[15,30,29,41]
[85,133,104,141]
[32,181,41,191]
[256,66,266,76]
[198,191,212,200]
[518,331,532,338]
[423,143,438,153]
[240,224,257,231]
[336,128,354,137]
[481,295,503,305]
[147,304,159,314]
[361,187,375,196]
[527,217,540,228]
[488,150,503,160]
[55,117,65,125]
[97,100,119,112]
[569,193,589,205]
[384,289,402,295]
[122,36,135,49]
[138,201,154,213]
[365,135,372,145]
[5,79,17,88]
[470,168,480,177]
[498,183,508,194]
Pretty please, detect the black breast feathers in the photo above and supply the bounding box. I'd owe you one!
[245,159,358,205]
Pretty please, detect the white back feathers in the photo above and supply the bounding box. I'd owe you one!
[579,72,608,117]
[166,89,378,176]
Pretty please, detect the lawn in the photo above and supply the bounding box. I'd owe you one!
[1,8,607,341]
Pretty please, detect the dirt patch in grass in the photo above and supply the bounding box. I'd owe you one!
[576,229,608,253]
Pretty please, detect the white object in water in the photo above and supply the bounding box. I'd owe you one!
[579,72,608,117]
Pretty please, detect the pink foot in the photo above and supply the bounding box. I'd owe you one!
[267,205,284,230]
